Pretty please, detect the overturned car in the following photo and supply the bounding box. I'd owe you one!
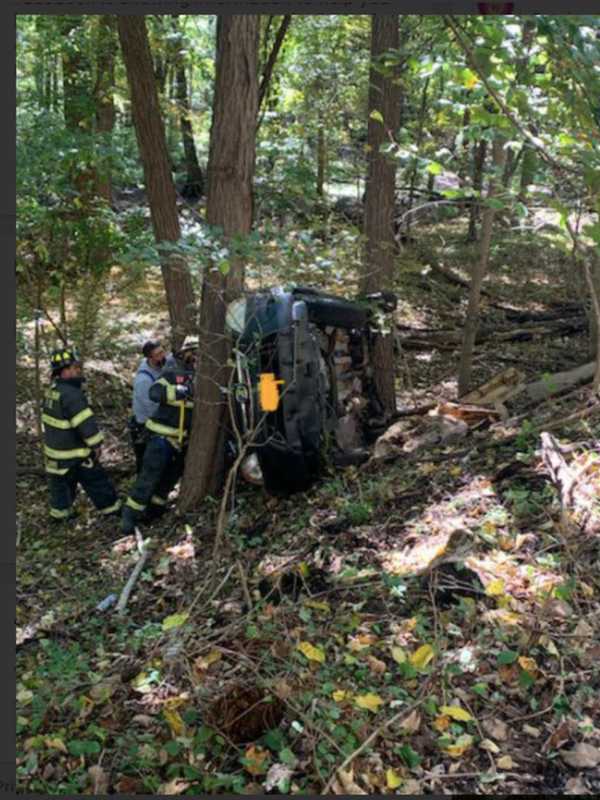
[225,286,396,495]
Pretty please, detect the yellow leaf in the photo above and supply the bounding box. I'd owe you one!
[163,707,185,737]
[333,690,350,702]
[419,462,436,475]
[194,650,222,671]
[518,656,538,673]
[449,465,462,477]
[540,636,559,656]
[304,600,331,614]
[409,644,434,670]
[479,738,500,754]
[486,579,505,596]
[45,737,67,753]
[164,695,187,710]
[162,612,189,631]
[433,714,450,732]
[391,646,407,664]
[444,734,474,758]
[386,769,403,789]
[355,693,385,713]
[244,745,270,776]
[496,755,514,769]
[484,609,521,626]
[440,705,472,722]
[297,641,325,663]
[298,561,309,578]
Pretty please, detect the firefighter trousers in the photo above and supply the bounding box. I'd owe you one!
[121,435,185,534]
[48,458,120,520]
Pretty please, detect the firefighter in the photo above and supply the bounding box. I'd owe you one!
[129,340,167,473]
[43,347,121,522]
[121,336,198,535]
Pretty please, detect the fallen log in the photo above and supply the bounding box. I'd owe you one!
[427,261,495,297]
[489,303,584,324]
[524,362,596,402]
[116,531,151,614]
[400,318,585,350]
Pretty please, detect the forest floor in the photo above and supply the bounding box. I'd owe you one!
[16,215,600,795]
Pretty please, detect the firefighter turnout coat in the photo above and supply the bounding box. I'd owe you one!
[42,377,119,519]
[43,377,104,472]
[145,368,194,447]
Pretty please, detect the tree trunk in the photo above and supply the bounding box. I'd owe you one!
[584,253,600,381]
[501,147,514,188]
[458,137,507,395]
[61,16,92,132]
[171,17,204,199]
[518,143,536,203]
[178,15,259,511]
[33,282,43,442]
[117,15,196,349]
[61,16,97,199]
[94,15,116,203]
[467,138,487,242]
[316,121,326,197]
[457,106,471,186]
[361,14,401,417]
[52,56,59,112]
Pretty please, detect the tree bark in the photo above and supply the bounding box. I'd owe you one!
[171,17,204,199]
[316,121,326,197]
[178,15,259,511]
[117,15,196,349]
[467,138,487,242]
[458,137,507,395]
[94,15,116,203]
[361,14,401,417]
[518,143,536,203]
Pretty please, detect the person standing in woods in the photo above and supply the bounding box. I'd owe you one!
[42,348,121,522]
[121,336,198,535]
[129,340,167,473]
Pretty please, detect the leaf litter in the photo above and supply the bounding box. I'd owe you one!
[16,234,600,795]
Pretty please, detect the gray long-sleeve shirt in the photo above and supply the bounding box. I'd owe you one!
[132,358,163,424]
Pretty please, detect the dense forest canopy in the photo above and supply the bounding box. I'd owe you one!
[16,12,600,797]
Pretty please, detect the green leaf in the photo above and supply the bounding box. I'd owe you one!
[398,743,421,769]
[280,747,298,767]
[67,739,101,756]
[484,197,505,211]
[497,650,518,665]
[519,669,535,689]
[164,740,182,756]
[263,729,285,751]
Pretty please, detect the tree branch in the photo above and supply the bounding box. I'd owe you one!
[257,15,292,115]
